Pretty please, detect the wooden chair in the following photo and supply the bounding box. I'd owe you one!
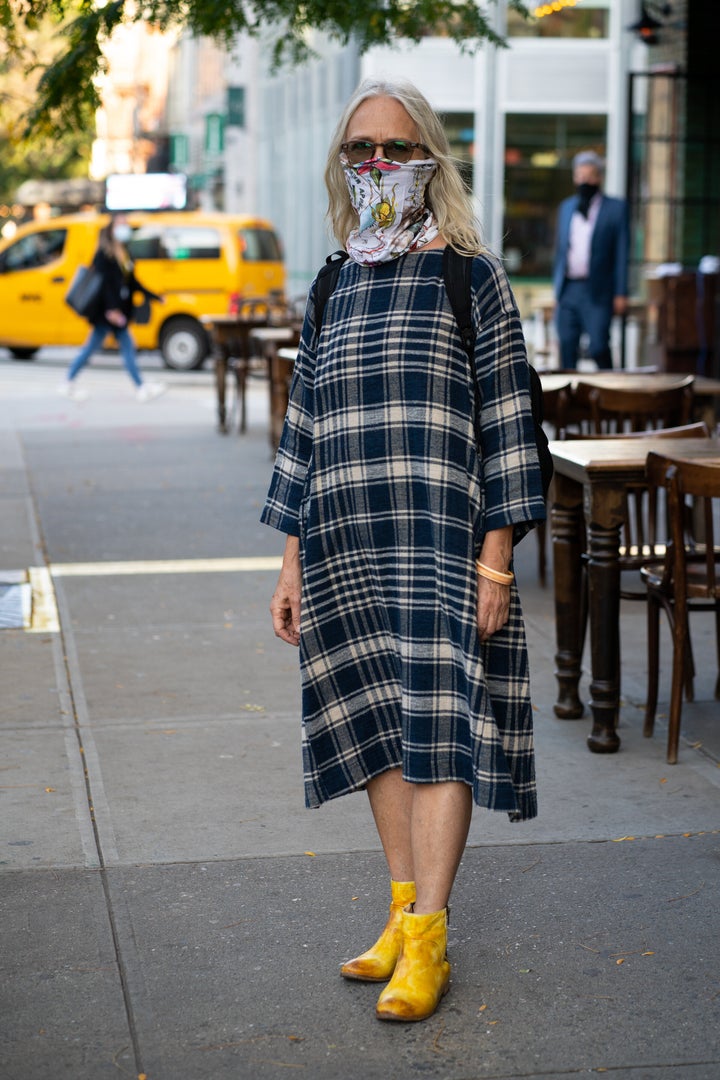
[565,423,713,670]
[571,423,711,585]
[574,376,694,435]
[535,369,667,586]
[641,452,720,763]
[565,379,701,608]
[535,380,573,587]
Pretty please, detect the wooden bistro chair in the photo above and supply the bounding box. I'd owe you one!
[576,376,695,435]
[569,379,698,601]
[535,380,573,587]
[563,423,712,674]
[641,452,720,764]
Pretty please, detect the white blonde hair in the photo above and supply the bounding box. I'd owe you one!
[324,78,483,256]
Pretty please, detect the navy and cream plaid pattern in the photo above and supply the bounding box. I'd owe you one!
[262,250,546,819]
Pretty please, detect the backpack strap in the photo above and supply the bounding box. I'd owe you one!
[313,249,349,336]
[442,245,475,359]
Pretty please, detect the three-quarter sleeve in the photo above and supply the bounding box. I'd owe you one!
[260,294,318,536]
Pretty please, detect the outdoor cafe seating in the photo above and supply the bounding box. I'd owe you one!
[535,371,697,587]
[555,377,700,607]
[201,295,302,436]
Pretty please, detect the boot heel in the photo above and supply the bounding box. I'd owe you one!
[340,880,416,982]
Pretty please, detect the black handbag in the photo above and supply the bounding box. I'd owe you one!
[132,295,151,324]
[65,265,103,318]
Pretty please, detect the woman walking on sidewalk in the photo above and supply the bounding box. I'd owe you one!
[262,79,545,1022]
[58,214,166,402]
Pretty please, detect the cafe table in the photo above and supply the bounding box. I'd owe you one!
[248,327,302,449]
[549,435,720,753]
[271,346,301,450]
[200,313,270,434]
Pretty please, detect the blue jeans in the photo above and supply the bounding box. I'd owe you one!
[67,322,143,386]
[555,279,613,370]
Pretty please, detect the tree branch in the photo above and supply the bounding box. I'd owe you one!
[1,0,530,137]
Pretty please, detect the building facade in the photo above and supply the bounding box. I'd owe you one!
[159,0,715,324]
[251,0,643,302]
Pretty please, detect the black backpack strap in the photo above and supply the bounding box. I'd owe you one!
[442,246,475,359]
[313,249,349,336]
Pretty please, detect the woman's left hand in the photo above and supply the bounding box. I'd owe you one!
[475,524,513,642]
[476,576,510,642]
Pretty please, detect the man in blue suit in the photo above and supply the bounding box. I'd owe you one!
[553,151,629,369]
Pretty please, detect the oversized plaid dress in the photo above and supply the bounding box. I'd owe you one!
[261,250,546,819]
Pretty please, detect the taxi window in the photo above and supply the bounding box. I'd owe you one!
[0,228,67,272]
[128,226,221,261]
[238,228,282,261]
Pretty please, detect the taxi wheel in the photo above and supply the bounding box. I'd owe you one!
[10,347,38,361]
[160,317,209,371]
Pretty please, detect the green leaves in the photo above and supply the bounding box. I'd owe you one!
[1,1,528,136]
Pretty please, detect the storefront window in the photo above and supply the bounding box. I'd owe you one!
[443,112,475,190]
[502,113,606,279]
[508,2,609,39]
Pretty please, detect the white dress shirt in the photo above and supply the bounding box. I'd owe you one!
[566,193,602,279]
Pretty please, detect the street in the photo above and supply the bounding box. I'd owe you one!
[1,346,719,1080]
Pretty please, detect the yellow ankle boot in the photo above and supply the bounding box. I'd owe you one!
[340,880,416,982]
[375,907,450,1021]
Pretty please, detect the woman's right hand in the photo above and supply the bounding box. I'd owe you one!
[270,536,302,646]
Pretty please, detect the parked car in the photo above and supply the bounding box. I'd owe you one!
[0,211,285,370]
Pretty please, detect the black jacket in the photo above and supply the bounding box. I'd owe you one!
[88,248,161,327]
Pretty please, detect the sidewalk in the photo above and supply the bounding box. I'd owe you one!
[1,355,719,1079]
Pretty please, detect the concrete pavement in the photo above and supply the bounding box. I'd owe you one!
[1,348,719,1079]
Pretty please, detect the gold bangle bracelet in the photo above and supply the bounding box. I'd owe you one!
[475,561,514,585]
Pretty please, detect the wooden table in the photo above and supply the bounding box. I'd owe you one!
[270,345,301,450]
[549,436,720,753]
[201,314,269,434]
[249,327,301,449]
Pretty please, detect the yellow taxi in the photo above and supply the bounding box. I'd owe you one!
[0,211,285,369]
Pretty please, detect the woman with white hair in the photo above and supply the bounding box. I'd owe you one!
[262,79,545,1022]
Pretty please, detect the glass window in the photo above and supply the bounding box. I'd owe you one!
[238,228,282,261]
[0,228,67,272]
[442,112,475,191]
[502,113,606,278]
[508,3,609,39]
[128,226,221,261]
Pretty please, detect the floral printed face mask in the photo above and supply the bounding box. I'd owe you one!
[342,156,439,265]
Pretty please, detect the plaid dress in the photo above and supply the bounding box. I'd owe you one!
[262,250,546,818]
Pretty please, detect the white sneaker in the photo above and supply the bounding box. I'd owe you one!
[56,381,88,401]
[136,381,167,403]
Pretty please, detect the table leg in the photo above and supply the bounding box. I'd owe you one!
[215,348,229,434]
[234,360,247,434]
[269,353,293,451]
[585,483,625,753]
[551,474,585,719]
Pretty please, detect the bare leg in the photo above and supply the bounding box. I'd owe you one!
[366,768,413,881]
[366,768,473,912]
[411,781,472,913]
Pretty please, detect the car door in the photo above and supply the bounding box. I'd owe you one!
[0,227,70,347]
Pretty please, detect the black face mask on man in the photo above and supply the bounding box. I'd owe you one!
[575,182,600,219]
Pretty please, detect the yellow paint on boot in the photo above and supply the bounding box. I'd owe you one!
[375,907,450,1021]
[340,880,416,982]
